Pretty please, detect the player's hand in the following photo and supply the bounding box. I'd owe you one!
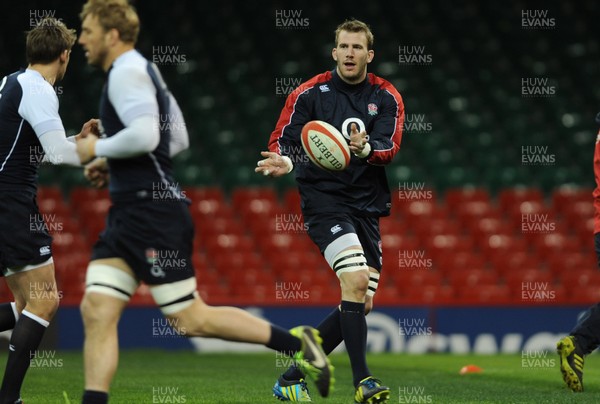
[75,118,101,141]
[255,151,292,177]
[76,133,99,164]
[84,157,109,188]
[349,123,369,156]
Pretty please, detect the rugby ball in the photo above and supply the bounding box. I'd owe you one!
[301,120,351,171]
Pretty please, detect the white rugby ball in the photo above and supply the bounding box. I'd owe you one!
[301,120,350,171]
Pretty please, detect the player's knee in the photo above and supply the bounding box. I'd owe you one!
[80,293,119,328]
[340,269,370,300]
[25,286,59,320]
[173,301,213,338]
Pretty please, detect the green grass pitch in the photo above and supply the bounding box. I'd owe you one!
[5,351,600,403]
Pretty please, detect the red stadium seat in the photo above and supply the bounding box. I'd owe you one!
[381,234,421,260]
[183,187,225,203]
[403,201,450,228]
[37,197,70,218]
[196,217,245,244]
[231,187,278,212]
[574,217,595,245]
[490,250,538,275]
[435,251,487,275]
[448,269,499,291]
[455,201,500,228]
[394,269,443,291]
[379,216,409,237]
[37,186,63,202]
[504,269,553,290]
[498,188,544,212]
[570,285,600,304]
[467,217,514,243]
[479,234,529,261]
[211,251,264,273]
[560,270,600,294]
[552,187,593,216]
[413,218,462,240]
[546,251,596,276]
[401,285,455,305]
[70,187,110,205]
[532,233,582,258]
[563,201,594,230]
[204,234,255,257]
[52,232,89,257]
[445,188,491,212]
[423,234,474,264]
[394,186,437,216]
[458,284,511,304]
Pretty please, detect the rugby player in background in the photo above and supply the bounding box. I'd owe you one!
[0,18,94,404]
[75,1,332,403]
[256,19,403,404]
[556,112,600,392]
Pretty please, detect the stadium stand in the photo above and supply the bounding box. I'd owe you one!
[1,0,599,306]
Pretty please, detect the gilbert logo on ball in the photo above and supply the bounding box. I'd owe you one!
[301,120,350,171]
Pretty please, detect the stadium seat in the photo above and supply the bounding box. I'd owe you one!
[498,188,544,212]
[204,234,255,257]
[189,198,234,222]
[445,187,491,212]
[211,251,264,273]
[552,187,593,215]
[401,285,455,305]
[436,251,487,275]
[546,251,596,276]
[394,270,443,291]
[231,187,278,212]
[413,218,462,240]
[37,186,63,201]
[532,233,582,258]
[560,270,600,295]
[458,284,511,304]
[479,234,529,261]
[448,269,499,291]
[455,200,500,225]
[424,234,474,264]
[183,187,225,203]
[70,187,110,205]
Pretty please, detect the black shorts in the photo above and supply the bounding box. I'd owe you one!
[0,192,53,274]
[304,213,382,271]
[91,199,195,285]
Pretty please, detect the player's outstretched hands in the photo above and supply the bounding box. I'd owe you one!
[255,151,292,177]
[349,123,368,156]
[84,157,109,189]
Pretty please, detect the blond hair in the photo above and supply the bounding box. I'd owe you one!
[80,0,139,44]
[334,19,374,49]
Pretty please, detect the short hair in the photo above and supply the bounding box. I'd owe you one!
[334,19,374,49]
[80,0,140,44]
[26,18,76,65]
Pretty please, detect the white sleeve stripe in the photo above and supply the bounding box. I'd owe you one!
[0,119,24,173]
[119,105,157,127]
[32,119,64,138]
[277,87,313,155]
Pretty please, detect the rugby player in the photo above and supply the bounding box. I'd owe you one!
[256,19,403,403]
[75,1,332,403]
[556,112,600,392]
[0,18,93,404]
